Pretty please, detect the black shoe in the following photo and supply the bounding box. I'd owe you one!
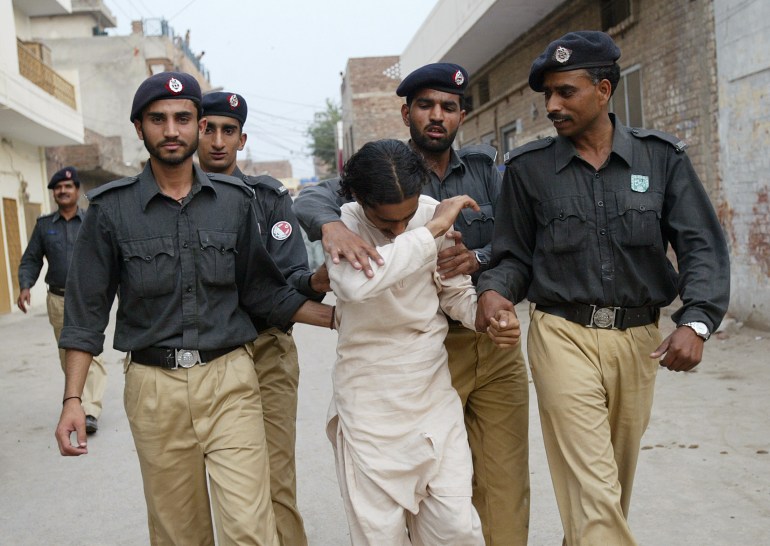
[85,415,98,434]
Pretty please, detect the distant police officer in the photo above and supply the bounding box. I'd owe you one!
[198,91,328,546]
[54,72,332,546]
[18,167,106,434]
[476,31,730,545]
[294,63,530,546]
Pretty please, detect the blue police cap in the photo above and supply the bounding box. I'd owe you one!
[201,92,248,127]
[396,63,468,100]
[529,31,621,92]
[130,71,202,122]
[48,166,80,189]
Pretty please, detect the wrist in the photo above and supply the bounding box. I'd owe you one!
[681,321,710,341]
[62,395,82,405]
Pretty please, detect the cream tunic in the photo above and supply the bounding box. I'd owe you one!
[326,195,477,513]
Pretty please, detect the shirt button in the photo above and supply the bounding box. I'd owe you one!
[183,242,189,248]
[144,256,151,261]
[597,201,604,207]
[640,205,646,211]
[594,173,600,179]
[186,286,192,293]
[559,212,564,219]
[600,229,606,236]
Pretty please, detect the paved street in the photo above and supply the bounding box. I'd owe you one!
[1,298,768,545]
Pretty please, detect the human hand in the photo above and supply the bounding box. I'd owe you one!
[55,398,88,456]
[426,196,479,239]
[437,231,480,279]
[475,289,514,331]
[486,308,521,348]
[310,263,332,293]
[650,326,704,372]
[17,288,31,313]
[321,221,384,278]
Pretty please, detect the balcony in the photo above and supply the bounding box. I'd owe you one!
[17,39,76,110]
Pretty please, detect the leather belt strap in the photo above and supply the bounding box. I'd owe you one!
[48,285,66,297]
[131,345,239,369]
[537,303,659,330]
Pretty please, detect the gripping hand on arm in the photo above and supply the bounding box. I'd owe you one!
[437,231,480,279]
[321,221,384,279]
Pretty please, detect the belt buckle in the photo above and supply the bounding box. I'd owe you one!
[175,349,202,369]
[589,305,619,329]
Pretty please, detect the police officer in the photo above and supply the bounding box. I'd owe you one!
[475,31,730,545]
[17,167,107,434]
[197,91,328,546]
[54,72,333,546]
[294,63,530,546]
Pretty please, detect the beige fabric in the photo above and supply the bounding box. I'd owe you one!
[330,418,483,546]
[445,323,530,545]
[247,329,307,546]
[124,347,278,546]
[47,291,106,418]
[527,309,661,546]
[326,196,482,543]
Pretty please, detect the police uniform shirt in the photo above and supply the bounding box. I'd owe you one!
[477,114,730,331]
[59,163,308,356]
[293,144,500,283]
[18,208,85,291]
[233,166,324,332]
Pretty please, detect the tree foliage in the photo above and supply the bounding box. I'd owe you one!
[307,99,341,170]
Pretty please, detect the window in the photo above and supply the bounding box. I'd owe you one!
[481,132,495,148]
[610,66,643,128]
[477,77,490,106]
[501,120,523,156]
[601,0,632,31]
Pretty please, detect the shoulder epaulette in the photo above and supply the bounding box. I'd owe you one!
[503,136,555,164]
[629,127,687,153]
[243,175,289,196]
[86,176,139,201]
[206,172,255,197]
[458,143,497,164]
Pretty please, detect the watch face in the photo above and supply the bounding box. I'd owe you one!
[686,322,709,338]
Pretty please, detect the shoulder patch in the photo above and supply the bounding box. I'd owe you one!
[630,128,687,153]
[86,176,139,201]
[207,172,255,197]
[243,174,289,196]
[457,143,497,164]
[504,136,555,164]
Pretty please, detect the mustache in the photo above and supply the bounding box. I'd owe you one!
[547,113,573,122]
[424,124,447,133]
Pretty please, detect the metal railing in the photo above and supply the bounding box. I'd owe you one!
[17,39,77,110]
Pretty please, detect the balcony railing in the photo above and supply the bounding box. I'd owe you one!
[17,39,77,110]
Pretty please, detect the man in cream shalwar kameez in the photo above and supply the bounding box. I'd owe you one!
[326,195,485,546]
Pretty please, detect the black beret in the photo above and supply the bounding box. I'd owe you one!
[396,63,468,100]
[130,71,202,122]
[529,31,621,92]
[201,92,248,127]
[48,166,79,189]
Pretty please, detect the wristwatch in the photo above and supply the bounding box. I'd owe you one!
[683,321,710,341]
[474,251,489,267]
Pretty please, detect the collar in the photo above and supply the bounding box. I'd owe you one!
[445,147,466,178]
[231,166,244,179]
[139,161,214,210]
[554,113,633,173]
[51,207,85,223]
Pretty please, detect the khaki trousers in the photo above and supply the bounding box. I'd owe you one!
[47,291,106,418]
[527,309,661,546]
[445,323,530,546]
[124,347,278,546]
[247,329,308,546]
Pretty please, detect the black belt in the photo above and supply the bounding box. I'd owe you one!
[537,304,659,330]
[131,345,240,369]
[48,285,66,297]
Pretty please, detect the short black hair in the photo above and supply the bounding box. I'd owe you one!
[586,64,621,97]
[339,139,429,207]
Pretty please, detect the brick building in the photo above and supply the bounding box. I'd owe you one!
[397,0,769,328]
[340,56,410,163]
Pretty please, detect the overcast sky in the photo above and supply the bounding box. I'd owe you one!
[103,0,438,178]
